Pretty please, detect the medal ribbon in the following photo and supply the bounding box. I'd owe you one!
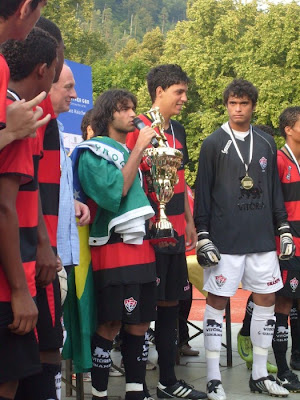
[227,124,253,175]
[284,144,300,176]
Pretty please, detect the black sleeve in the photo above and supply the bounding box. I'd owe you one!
[193,136,216,233]
[271,139,288,227]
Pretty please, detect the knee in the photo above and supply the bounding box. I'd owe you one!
[275,296,293,315]
[97,321,122,341]
[125,322,150,336]
[252,293,275,307]
[207,293,228,310]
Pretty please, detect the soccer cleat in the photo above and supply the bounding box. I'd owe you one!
[206,380,226,400]
[276,369,300,392]
[246,360,278,374]
[157,380,207,399]
[290,350,300,371]
[237,331,253,362]
[249,375,289,397]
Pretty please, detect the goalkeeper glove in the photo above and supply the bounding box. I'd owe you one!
[196,231,221,269]
[278,222,296,260]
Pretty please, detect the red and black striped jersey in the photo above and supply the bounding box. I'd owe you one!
[0,55,9,130]
[276,149,300,268]
[0,97,43,301]
[38,95,60,254]
[126,115,189,255]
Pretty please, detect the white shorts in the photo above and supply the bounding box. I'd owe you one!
[203,251,283,297]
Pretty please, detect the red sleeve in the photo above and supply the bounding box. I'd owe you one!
[0,99,34,184]
[0,55,10,130]
[277,151,285,182]
[37,95,56,145]
[126,128,139,151]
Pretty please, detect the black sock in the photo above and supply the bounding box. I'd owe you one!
[121,331,147,400]
[0,397,12,400]
[155,305,178,386]
[290,302,300,354]
[91,333,112,399]
[240,294,254,337]
[272,313,289,376]
[15,363,61,400]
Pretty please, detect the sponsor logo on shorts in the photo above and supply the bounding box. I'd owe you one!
[259,157,267,171]
[184,280,190,291]
[221,140,232,154]
[290,277,299,293]
[156,277,160,286]
[267,276,280,286]
[124,297,137,313]
[286,165,292,181]
[215,274,227,288]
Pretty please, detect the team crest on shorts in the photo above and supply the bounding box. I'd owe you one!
[156,277,160,286]
[259,157,267,171]
[124,297,137,313]
[290,277,299,293]
[215,274,227,288]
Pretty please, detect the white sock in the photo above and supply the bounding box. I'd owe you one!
[250,304,275,380]
[204,304,224,382]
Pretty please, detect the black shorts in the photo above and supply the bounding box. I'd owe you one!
[276,268,300,299]
[0,302,41,384]
[96,281,157,325]
[36,275,63,351]
[155,252,191,301]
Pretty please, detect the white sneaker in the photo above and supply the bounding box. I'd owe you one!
[207,380,226,400]
[109,366,123,377]
[249,375,289,397]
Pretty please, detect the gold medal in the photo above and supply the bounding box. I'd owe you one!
[241,173,254,190]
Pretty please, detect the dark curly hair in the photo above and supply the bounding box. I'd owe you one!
[36,16,63,44]
[223,79,258,106]
[0,27,57,81]
[0,0,43,20]
[81,109,93,140]
[91,89,137,137]
[147,64,190,102]
[279,106,300,138]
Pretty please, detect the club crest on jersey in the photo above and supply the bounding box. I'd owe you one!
[124,297,137,313]
[259,157,267,171]
[215,274,227,288]
[290,277,299,293]
[286,165,292,181]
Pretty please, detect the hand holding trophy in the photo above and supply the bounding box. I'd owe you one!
[136,107,182,244]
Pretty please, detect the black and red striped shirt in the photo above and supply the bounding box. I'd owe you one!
[38,95,60,254]
[0,97,43,301]
[126,115,189,254]
[276,149,300,270]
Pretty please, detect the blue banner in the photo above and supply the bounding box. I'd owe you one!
[58,59,93,152]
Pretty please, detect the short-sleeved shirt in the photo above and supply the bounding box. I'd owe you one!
[0,97,43,302]
[0,55,9,130]
[126,116,189,255]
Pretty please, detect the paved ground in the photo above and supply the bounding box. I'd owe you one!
[61,321,298,400]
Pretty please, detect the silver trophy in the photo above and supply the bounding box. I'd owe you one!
[143,107,182,244]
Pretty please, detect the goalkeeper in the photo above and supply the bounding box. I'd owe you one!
[193,79,295,400]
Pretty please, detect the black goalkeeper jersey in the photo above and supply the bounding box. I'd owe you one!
[194,124,287,254]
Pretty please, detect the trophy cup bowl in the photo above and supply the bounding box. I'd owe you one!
[144,141,183,245]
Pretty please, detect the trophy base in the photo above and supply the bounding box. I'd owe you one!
[149,226,178,245]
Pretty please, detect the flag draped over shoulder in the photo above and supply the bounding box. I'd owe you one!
[62,223,96,373]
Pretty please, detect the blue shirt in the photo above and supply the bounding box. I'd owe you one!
[57,120,80,266]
